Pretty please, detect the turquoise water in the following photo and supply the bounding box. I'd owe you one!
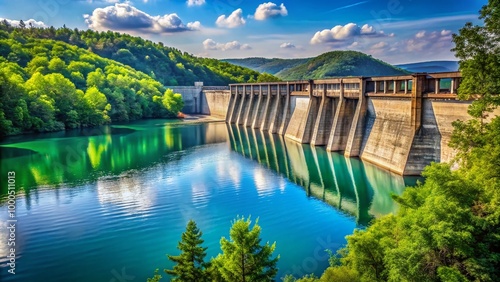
[0,120,413,281]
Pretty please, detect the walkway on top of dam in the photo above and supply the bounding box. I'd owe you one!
[227,71,462,99]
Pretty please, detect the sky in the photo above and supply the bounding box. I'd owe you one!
[0,0,487,64]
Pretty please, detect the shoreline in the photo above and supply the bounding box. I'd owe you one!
[0,115,225,142]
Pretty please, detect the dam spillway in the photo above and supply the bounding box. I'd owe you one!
[196,71,498,175]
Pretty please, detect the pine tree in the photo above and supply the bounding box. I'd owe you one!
[214,216,279,282]
[165,220,208,282]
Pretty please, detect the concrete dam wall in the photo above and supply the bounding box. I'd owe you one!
[201,89,231,118]
[201,72,498,175]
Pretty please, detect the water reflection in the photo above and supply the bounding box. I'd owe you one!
[228,124,407,225]
[0,121,228,196]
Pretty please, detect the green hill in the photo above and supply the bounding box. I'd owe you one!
[225,51,409,80]
[278,51,409,80]
[0,24,276,86]
[222,57,309,75]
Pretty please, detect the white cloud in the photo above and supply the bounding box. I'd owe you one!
[187,21,201,30]
[216,8,246,28]
[406,29,452,52]
[187,0,205,6]
[280,42,295,49]
[415,31,426,38]
[371,41,388,49]
[348,41,359,49]
[186,0,205,7]
[0,18,46,28]
[441,30,452,36]
[310,23,385,44]
[84,3,201,33]
[360,24,376,34]
[254,2,288,20]
[203,38,251,51]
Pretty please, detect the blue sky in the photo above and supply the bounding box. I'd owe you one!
[0,0,487,64]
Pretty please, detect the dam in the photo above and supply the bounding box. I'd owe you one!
[184,71,497,175]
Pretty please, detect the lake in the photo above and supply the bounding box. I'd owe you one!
[0,120,417,281]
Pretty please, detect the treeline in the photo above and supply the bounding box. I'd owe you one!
[0,22,278,86]
[0,33,183,136]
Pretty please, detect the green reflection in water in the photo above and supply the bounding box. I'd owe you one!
[0,120,228,196]
[228,124,409,225]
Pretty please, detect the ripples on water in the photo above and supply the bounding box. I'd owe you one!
[0,120,417,281]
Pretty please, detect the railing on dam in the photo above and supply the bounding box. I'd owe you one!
[227,71,461,98]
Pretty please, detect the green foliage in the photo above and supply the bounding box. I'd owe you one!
[277,51,409,80]
[319,266,359,282]
[257,72,282,82]
[147,269,163,282]
[342,216,395,281]
[316,150,499,281]
[452,0,500,117]
[0,32,181,136]
[213,216,279,282]
[165,220,208,282]
[161,89,184,116]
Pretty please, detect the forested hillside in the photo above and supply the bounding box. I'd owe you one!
[0,31,185,136]
[0,22,282,136]
[0,22,273,86]
[278,51,408,79]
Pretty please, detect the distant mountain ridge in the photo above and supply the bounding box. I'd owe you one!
[222,57,309,75]
[395,61,459,73]
[226,51,409,80]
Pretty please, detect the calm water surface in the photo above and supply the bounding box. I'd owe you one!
[0,120,416,281]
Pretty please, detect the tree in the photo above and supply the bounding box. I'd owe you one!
[165,220,208,282]
[452,0,500,118]
[161,88,184,116]
[213,216,279,282]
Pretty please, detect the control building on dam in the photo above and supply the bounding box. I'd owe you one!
[195,71,499,175]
